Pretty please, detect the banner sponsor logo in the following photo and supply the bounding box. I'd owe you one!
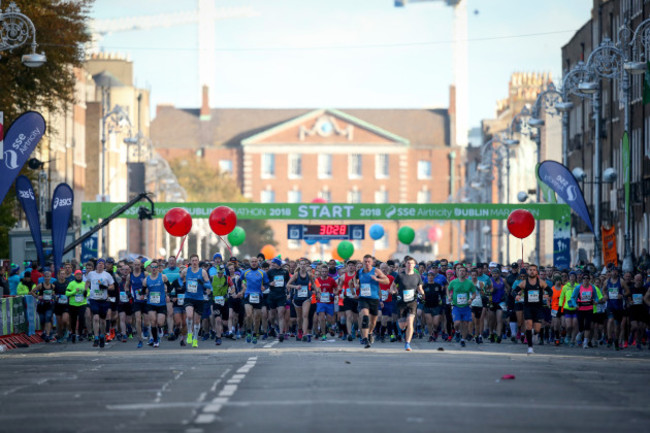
[15,175,45,267]
[601,226,618,267]
[51,183,74,272]
[0,112,46,204]
[538,161,594,233]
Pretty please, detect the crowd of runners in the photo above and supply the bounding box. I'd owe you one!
[4,253,650,354]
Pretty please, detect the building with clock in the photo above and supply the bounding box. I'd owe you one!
[151,86,465,261]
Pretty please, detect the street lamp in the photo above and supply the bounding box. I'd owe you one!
[0,1,46,67]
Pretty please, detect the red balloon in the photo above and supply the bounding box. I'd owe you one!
[209,206,237,236]
[163,207,192,237]
[311,197,327,203]
[507,209,535,239]
[428,226,443,243]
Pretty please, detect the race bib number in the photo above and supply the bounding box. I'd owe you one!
[57,295,68,304]
[149,293,161,304]
[403,289,415,303]
[75,293,85,303]
[360,283,371,297]
[471,295,482,307]
[108,297,116,303]
[119,291,129,303]
[456,293,468,305]
[346,288,354,297]
[214,296,225,306]
[93,289,103,298]
[596,303,607,314]
[187,280,198,293]
[274,276,284,287]
[43,293,52,301]
[249,293,260,304]
[499,302,507,310]
[298,286,309,298]
[580,291,592,302]
[381,290,388,301]
[263,287,270,294]
[608,289,619,300]
[527,290,539,303]
[551,309,558,318]
[632,293,643,305]
[203,293,210,301]
[320,292,331,303]
[177,294,185,306]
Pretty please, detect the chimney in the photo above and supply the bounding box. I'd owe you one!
[200,85,211,121]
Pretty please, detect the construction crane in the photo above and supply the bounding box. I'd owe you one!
[89,1,259,100]
[395,0,468,148]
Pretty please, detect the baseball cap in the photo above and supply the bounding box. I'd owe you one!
[272,258,282,266]
[97,258,106,264]
[489,262,498,268]
[229,257,238,262]
[144,260,152,268]
[213,253,222,260]
[74,270,82,275]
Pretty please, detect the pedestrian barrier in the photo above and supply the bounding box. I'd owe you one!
[0,295,43,351]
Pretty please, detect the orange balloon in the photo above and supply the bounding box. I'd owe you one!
[260,244,277,260]
[331,248,343,262]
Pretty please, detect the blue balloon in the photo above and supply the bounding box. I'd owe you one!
[305,238,318,245]
[369,224,385,240]
[318,238,330,245]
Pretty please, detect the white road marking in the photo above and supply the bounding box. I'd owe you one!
[212,397,229,404]
[263,341,278,348]
[218,384,238,397]
[197,392,207,402]
[203,404,223,413]
[108,403,203,410]
[154,370,184,403]
[194,414,215,424]
[227,379,241,384]
[231,374,246,380]
[185,429,203,433]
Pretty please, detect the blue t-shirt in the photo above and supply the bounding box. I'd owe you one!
[185,268,207,300]
[163,266,181,284]
[242,268,269,297]
[9,274,21,296]
[358,267,380,300]
[130,272,146,302]
[146,274,166,306]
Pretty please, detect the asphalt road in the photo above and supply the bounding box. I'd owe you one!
[1,336,649,433]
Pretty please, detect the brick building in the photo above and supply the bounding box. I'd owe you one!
[562,0,650,264]
[151,87,464,261]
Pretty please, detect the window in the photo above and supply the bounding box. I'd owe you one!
[318,154,333,179]
[417,160,431,179]
[348,189,361,203]
[288,153,302,178]
[375,189,388,204]
[261,189,275,203]
[288,240,301,250]
[288,189,302,203]
[261,153,275,178]
[320,190,332,202]
[375,154,389,179]
[348,154,362,179]
[375,236,389,250]
[417,188,431,204]
[219,159,233,174]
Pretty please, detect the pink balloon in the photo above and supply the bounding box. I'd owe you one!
[311,197,327,204]
[428,226,443,243]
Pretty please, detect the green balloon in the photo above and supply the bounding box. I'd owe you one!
[227,226,246,246]
[337,241,354,260]
[398,226,415,245]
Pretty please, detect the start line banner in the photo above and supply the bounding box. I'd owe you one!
[83,202,570,221]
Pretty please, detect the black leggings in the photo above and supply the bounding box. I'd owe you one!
[307,303,317,331]
[576,310,593,332]
[68,305,87,335]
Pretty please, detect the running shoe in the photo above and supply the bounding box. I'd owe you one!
[143,328,149,338]
[187,332,193,344]
[122,335,127,343]
[180,339,187,347]
[496,336,502,344]
[477,335,483,344]
[201,334,209,341]
[99,336,105,348]
[428,336,434,342]
[71,334,76,344]
[153,341,160,348]
[246,334,252,343]
[390,334,396,343]
[236,332,242,340]
[363,338,371,349]
[527,347,534,355]
[297,331,303,341]
[460,339,466,347]
[192,338,198,348]
[279,334,285,343]
[262,333,268,340]
[252,335,258,345]
[369,334,375,344]
[405,342,412,352]
[93,338,99,347]
[348,334,354,342]
[321,335,327,341]
[307,334,312,343]
[216,338,222,346]
[148,338,154,346]
[302,335,308,342]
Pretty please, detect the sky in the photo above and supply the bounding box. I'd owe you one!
[90,0,592,130]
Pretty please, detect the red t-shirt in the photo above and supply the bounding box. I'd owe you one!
[317,277,338,304]
[380,275,395,303]
[341,273,357,298]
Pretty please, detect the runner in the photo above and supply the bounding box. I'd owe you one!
[604,267,624,350]
[559,271,579,346]
[468,268,486,344]
[315,264,338,340]
[65,270,87,343]
[142,261,170,348]
[227,262,245,339]
[211,265,234,345]
[288,259,316,342]
[392,257,425,351]
[549,274,564,346]
[488,267,509,343]
[31,270,55,342]
[126,260,148,348]
[169,274,187,345]
[266,258,291,342]
[514,264,551,354]
[422,271,445,342]
[570,273,603,349]
[85,259,115,348]
[117,263,133,343]
[163,256,181,339]
[378,263,396,343]
[338,260,359,342]
[354,254,390,349]
[626,273,649,350]
[53,269,71,342]
[241,256,269,344]
[180,254,213,348]
[448,266,476,347]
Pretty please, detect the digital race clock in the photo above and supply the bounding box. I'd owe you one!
[287,224,365,240]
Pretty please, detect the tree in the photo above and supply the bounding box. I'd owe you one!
[168,157,276,258]
[0,0,92,258]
